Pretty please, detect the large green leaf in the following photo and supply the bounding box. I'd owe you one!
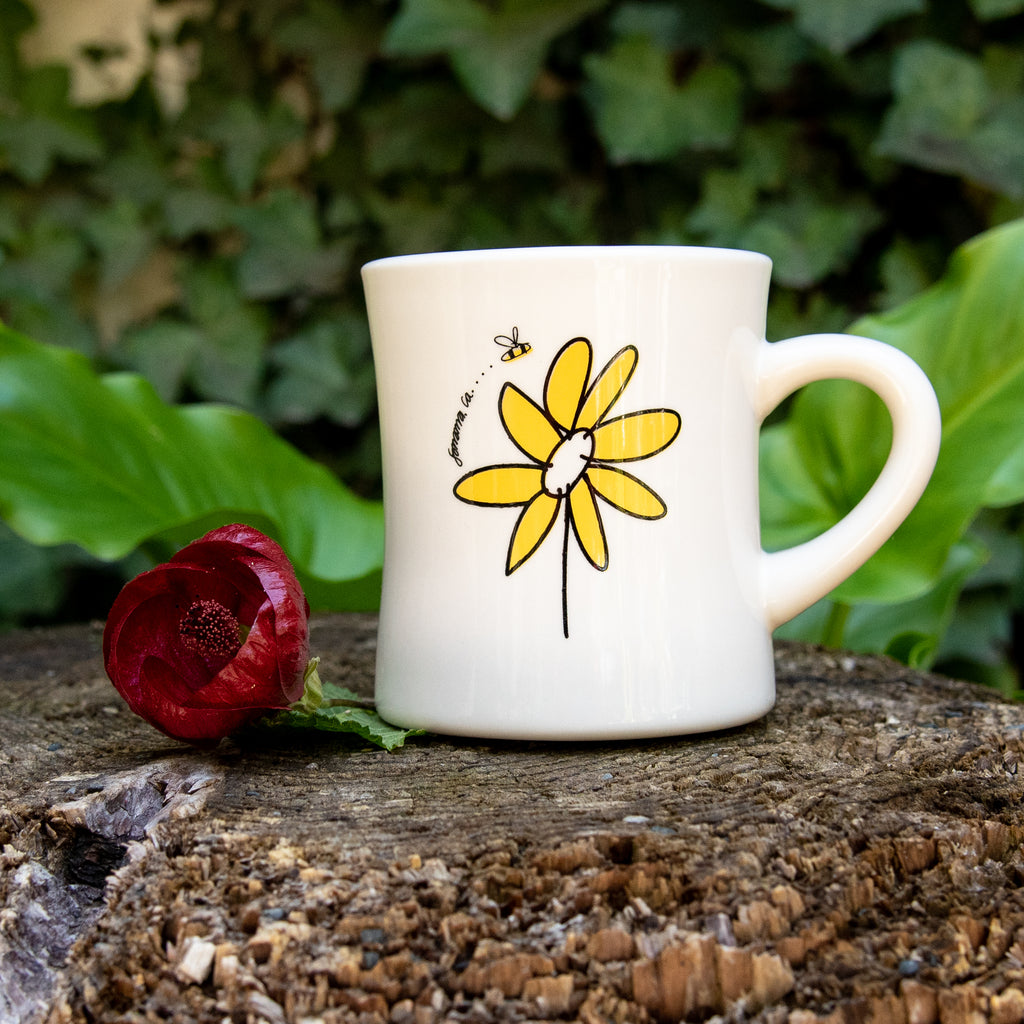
[760,218,1024,605]
[0,325,383,609]
[775,539,988,668]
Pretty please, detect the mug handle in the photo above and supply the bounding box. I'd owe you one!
[757,334,942,630]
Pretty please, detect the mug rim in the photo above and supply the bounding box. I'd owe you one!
[361,244,771,273]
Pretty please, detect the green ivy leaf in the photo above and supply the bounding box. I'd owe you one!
[116,320,203,403]
[687,167,760,239]
[687,177,882,289]
[0,325,384,608]
[83,198,152,288]
[724,23,810,92]
[876,40,1024,198]
[610,2,689,47]
[359,84,482,177]
[0,0,34,97]
[583,36,742,163]
[181,263,269,408]
[478,101,567,176]
[763,0,924,53]
[739,196,882,288]
[364,184,466,256]
[89,136,172,209]
[277,0,381,111]
[0,208,96,353]
[736,123,799,193]
[162,186,233,240]
[0,196,18,245]
[232,188,352,299]
[385,0,604,119]
[0,65,102,183]
[200,97,304,196]
[765,291,851,343]
[0,294,95,357]
[384,0,487,53]
[969,0,1024,19]
[760,218,1024,605]
[266,315,376,428]
[0,208,88,299]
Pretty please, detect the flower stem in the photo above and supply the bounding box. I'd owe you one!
[292,657,325,714]
[561,502,571,639]
[292,659,377,712]
[823,601,852,650]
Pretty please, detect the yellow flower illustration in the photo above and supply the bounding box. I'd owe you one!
[454,336,681,637]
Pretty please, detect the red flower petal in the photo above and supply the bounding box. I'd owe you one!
[103,525,310,745]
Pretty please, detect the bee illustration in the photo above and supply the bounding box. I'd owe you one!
[495,327,532,362]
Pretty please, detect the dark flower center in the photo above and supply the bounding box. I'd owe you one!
[178,599,243,660]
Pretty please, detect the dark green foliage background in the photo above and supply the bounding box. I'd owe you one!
[3,0,1024,684]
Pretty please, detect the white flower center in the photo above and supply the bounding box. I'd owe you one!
[542,429,594,497]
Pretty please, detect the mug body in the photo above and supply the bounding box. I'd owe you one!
[363,246,775,739]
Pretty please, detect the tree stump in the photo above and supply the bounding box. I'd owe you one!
[2,614,1024,1024]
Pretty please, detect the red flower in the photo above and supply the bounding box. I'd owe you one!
[103,524,310,745]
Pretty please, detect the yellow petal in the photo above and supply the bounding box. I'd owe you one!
[576,345,637,430]
[587,466,668,520]
[544,337,592,430]
[500,384,561,462]
[454,465,543,506]
[591,409,681,462]
[507,492,561,574]
[569,481,608,570]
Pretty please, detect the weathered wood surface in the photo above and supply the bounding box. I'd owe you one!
[2,614,1024,1024]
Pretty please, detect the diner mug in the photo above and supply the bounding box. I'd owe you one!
[361,246,941,739]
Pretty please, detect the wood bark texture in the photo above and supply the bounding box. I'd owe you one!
[1,614,1024,1024]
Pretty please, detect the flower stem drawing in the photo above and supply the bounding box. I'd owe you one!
[454,336,681,638]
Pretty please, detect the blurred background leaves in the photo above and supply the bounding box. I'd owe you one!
[2,0,1024,694]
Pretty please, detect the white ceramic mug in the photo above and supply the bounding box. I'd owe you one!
[362,247,941,740]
